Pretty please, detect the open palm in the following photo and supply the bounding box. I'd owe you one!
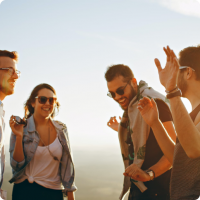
[138,97,159,127]
[155,46,179,91]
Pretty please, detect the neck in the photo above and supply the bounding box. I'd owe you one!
[33,113,50,127]
[185,85,200,111]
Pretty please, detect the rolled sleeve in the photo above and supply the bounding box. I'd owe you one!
[63,184,78,194]
[9,132,25,171]
[10,157,25,172]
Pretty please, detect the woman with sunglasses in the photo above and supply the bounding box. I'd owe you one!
[9,83,77,200]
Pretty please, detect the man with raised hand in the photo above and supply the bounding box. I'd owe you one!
[105,64,176,200]
[0,50,20,199]
[138,45,200,200]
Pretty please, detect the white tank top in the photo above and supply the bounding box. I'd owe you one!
[15,136,63,190]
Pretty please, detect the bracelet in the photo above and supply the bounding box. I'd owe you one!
[145,169,155,181]
[166,89,182,99]
[165,86,178,94]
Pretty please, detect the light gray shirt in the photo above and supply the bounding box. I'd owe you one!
[0,100,5,188]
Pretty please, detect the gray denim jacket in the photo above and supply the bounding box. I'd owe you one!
[9,115,77,194]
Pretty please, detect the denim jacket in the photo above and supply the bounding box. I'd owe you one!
[9,115,77,194]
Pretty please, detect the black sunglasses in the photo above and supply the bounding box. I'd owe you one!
[35,96,57,105]
[107,81,130,98]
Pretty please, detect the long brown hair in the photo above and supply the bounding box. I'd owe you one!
[24,83,60,119]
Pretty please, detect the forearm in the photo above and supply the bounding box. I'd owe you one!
[170,97,200,158]
[13,136,24,162]
[148,156,172,178]
[151,120,175,164]
[68,191,75,200]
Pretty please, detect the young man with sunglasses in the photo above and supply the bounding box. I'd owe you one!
[0,50,20,199]
[138,45,200,200]
[105,64,176,200]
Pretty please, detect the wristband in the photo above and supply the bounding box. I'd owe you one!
[165,86,178,94]
[166,89,182,99]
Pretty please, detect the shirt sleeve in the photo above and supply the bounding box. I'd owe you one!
[155,99,173,123]
[9,132,25,172]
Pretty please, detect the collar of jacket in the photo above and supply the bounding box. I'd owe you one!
[26,115,64,133]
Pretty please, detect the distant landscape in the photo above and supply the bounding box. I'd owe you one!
[2,145,129,200]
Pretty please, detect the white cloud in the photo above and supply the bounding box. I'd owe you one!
[152,0,200,18]
[0,0,4,4]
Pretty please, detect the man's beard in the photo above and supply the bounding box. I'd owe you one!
[119,86,137,111]
[178,74,188,97]
[0,82,13,96]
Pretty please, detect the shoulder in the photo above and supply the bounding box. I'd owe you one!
[53,120,68,131]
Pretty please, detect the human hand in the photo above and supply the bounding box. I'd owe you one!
[123,163,150,182]
[9,115,24,138]
[137,97,159,127]
[155,46,180,91]
[107,116,121,132]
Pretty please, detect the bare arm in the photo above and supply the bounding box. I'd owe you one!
[155,46,200,159]
[138,97,176,164]
[68,191,75,200]
[150,120,176,170]
[151,120,175,164]
[169,97,200,158]
[124,117,176,181]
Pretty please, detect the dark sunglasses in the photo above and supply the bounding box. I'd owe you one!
[107,81,129,98]
[35,96,57,105]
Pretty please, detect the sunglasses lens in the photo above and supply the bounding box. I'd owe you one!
[49,98,55,105]
[116,89,124,95]
[39,96,47,104]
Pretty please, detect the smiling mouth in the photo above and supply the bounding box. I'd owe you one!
[118,98,127,105]
[42,108,50,111]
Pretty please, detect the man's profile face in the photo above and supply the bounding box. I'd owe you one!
[107,75,137,110]
[0,56,18,97]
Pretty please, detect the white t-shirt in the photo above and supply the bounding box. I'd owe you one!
[16,136,63,190]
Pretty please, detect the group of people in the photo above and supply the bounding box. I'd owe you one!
[0,45,200,200]
[0,51,76,200]
[106,45,200,200]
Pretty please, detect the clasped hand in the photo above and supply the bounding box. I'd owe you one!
[124,163,150,182]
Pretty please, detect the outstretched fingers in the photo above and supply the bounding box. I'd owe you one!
[154,58,162,72]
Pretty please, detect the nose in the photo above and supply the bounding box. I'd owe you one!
[12,71,20,79]
[45,99,51,105]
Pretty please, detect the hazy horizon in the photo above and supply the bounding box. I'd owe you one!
[2,144,129,200]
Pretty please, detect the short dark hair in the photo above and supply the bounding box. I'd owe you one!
[24,83,60,119]
[105,64,134,82]
[179,45,200,80]
[0,50,18,62]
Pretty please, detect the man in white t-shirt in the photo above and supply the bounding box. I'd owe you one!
[0,50,20,199]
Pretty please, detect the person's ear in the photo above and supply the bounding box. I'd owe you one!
[131,78,137,89]
[186,67,194,80]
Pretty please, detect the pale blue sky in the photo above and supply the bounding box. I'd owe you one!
[0,0,200,149]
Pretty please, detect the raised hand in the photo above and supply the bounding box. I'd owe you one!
[9,115,24,138]
[137,97,159,127]
[123,163,150,182]
[155,46,180,91]
[107,116,121,132]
